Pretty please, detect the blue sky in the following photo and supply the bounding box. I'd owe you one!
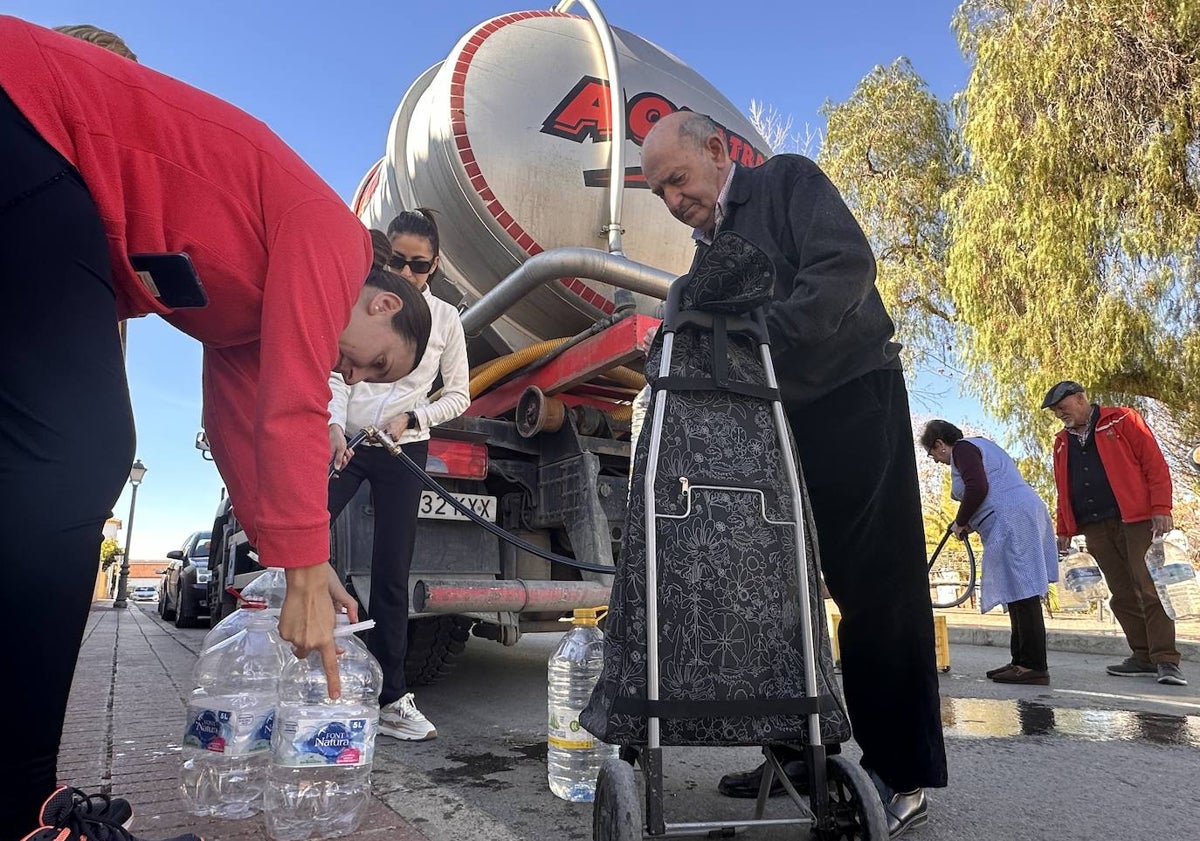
[12,0,973,558]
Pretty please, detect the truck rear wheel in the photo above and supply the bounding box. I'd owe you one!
[404,615,473,687]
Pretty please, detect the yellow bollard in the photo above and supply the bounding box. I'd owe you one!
[933,613,951,673]
[826,606,950,673]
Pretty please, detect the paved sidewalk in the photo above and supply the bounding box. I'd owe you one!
[937,605,1200,660]
[59,602,428,841]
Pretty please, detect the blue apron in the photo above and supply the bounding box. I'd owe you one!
[951,437,1059,613]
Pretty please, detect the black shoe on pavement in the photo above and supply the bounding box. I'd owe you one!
[991,665,1050,685]
[985,662,1015,678]
[868,770,929,839]
[69,791,133,828]
[1157,663,1188,686]
[20,786,202,841]
[717,759,810,799]
[1106,657,1157,677]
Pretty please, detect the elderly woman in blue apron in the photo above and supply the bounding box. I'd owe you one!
[921,420,1059,684]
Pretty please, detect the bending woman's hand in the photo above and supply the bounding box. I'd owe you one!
[279,564,341,699]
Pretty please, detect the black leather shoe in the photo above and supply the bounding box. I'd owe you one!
[868,769,928,838]
[717,759,810,799]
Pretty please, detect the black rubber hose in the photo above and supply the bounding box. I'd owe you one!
[927,521,978,609]
[331,430,616,574]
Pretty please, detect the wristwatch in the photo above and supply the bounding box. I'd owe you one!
[405,411,419,430]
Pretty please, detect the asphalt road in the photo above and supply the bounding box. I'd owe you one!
[161,615,1200,841]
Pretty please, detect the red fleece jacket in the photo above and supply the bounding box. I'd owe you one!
[1052,406,1173,537]
[0,17,372,568]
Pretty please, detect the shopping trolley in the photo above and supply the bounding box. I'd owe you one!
[581,231,887,840]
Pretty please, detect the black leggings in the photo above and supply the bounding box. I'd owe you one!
[327,440,428,706]
[0,89,135,837]
[1008,595,1048,671]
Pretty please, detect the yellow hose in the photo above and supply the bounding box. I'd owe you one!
[468,339,571,398]
[467,338,646,398]
[607,403,633,423]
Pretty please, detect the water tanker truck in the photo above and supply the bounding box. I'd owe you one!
[204,1,769,685]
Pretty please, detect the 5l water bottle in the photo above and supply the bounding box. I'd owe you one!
[180,616,290,818]
[1145,530,1200,621]
[265,619,382,841]
[1060,549,1108,602]
[547,607,618,802]
[202,604,281,653]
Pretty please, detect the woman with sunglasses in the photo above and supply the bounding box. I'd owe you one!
[326,209,471,742]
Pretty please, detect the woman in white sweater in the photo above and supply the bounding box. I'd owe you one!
[327,210,470,741]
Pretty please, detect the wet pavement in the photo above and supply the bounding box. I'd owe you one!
[69,603,1200,841]
[940,696,1200,747]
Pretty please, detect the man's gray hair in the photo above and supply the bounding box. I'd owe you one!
[674,112,721,151]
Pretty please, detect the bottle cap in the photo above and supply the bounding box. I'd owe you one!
[569,606,608,627]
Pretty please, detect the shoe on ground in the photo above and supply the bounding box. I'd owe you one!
[53,789,133,828]
[717,758,810,799]
[1157,662,1188,686]
[1106,657,1157,677]
[21,786,201,841]
[991,665,1050,685]
[379,692,437,741]
[868,770,928,839]
[985,663,1015,679]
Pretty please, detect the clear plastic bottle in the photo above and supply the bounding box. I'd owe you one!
[265,620,382,841]
[240,567,288,608]
[1145,530,1200,621]
[547,607,618,802]
[1059,549,1108,603]
[202,605,281,653]
[180,616,290,818]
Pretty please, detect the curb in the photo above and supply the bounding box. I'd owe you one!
[948,625,1200,662]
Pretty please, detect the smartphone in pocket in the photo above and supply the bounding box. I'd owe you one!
[129,252,208,309]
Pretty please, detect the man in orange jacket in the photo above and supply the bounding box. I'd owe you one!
[1042,381,1184,686]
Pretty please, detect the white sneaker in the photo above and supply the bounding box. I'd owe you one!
[379,692,437,741]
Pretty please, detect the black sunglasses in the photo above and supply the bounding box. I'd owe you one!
[387,254,434,274]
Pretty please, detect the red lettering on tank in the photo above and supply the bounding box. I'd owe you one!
[541,76,613,143]
[626,92,678,144]
[541,76,768,174]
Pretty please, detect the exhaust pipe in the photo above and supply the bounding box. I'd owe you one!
[413,578,611,614]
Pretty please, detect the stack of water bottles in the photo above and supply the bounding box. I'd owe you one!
[547,607,618,802]
[180,594,382,840]
[1144,530,1200,621]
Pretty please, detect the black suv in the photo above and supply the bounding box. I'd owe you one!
[158,530,212,628]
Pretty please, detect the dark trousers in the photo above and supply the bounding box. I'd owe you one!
[0,90,136,838]
[1082,518,1179,665]
[1007,595,1048,671]
[786,368,948,792]
[327,440,428,706]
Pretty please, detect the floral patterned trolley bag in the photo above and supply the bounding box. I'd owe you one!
[582,232,883,840]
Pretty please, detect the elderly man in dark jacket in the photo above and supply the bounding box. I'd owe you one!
[640,111,947,837]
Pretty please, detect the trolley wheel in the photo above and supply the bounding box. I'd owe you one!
[814,756,889,840]
[593,757,641,841]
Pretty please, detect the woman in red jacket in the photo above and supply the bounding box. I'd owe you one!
[0,18,431,841]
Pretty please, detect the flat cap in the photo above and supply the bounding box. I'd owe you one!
[1041,380,1084,409]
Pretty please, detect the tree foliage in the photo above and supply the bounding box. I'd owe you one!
[100,536,122,570]
[819,59,963,380]
[817,1,1200,468]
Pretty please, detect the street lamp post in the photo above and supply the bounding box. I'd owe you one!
[113,459,148,609]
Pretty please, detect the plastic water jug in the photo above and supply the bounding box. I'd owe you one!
[1145,530,1200,621]
[547,607,618,802]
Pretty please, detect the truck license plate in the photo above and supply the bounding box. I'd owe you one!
[417,491,497,522]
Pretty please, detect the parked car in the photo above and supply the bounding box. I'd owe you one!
[158,530,212,628]
[131,585,158,602]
